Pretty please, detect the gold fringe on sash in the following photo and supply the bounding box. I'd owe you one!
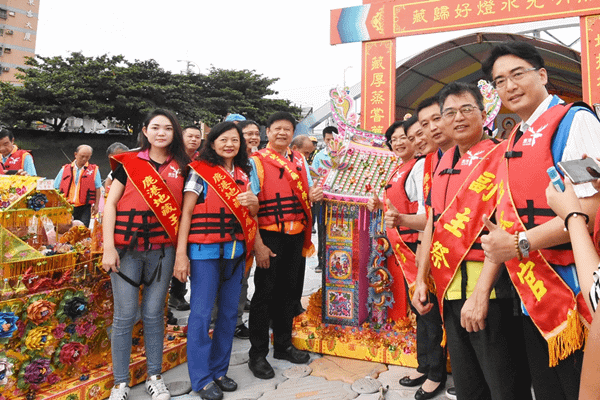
[546,310,586,367]
[441,327,447,347]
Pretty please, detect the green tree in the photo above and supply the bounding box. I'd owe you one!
[0,52,302,133]
[0,53,123,132]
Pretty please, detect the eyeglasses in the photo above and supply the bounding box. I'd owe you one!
[441,105,481,120]
[491,67,538,89]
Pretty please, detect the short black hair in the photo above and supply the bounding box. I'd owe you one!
[416,96,440,118]
[438,82,484,111]
[403,115,420,134]
[481,41,545,81]
[266,111,296,129]
[322,126,338,138]
[384,121,404,151]
[237,120,260,131]
[0,128,14,141]
[182,125,201,132]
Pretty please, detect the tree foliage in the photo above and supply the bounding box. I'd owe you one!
[0,52,301,133]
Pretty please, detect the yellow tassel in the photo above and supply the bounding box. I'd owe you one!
[546,310,585,367]
[441,327,447,347]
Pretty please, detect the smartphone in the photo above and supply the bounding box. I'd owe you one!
[557,158,600,184]
[3,170,17,175]
[547,166,564,192]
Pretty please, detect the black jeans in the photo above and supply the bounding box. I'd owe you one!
[412,293,446,383]
[444,298,532,400]
[249,230,306,359]
[72,204,92,227]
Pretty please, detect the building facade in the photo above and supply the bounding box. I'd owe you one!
[0,0,38,85]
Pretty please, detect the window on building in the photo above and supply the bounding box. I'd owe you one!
[0,9,7,19]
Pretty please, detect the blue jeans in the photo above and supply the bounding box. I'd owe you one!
[110,246,174,385]
[188,256,244,391]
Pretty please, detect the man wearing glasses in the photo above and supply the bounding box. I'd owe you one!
[413,82,532,400]
[480,41,600,400]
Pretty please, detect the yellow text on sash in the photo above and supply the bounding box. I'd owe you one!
[431,241,450,269]
[141,175,177,229]
[517,261,548,302]
[468,171,498,202]
[443,208,471,238]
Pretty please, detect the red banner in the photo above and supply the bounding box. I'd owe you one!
[581,14,600,106]
[361,39,396,132]
[332,0,600,45]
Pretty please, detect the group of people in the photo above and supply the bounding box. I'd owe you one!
[3,38,600,400]
[97,109,321,400]
[378,40,600,400]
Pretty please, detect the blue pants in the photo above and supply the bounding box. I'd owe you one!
[110,246,174,385]
[188,256,244,391]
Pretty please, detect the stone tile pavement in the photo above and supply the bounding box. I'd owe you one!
[123,233,454,400]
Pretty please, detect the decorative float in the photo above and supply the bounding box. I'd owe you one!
[292,88,417,367]
[0,175,186,400]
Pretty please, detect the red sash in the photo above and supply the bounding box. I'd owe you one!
[430,140,505,315]
[114,155,182,244]
[189,161,257,258]
[383,162,418,287]
[256,147,314,256]
[499,104,591,366]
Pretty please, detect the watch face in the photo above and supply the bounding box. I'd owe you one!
[519,239,530,251]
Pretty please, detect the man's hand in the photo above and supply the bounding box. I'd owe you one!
[255,242,276,269]
[461,290,489,332]
[411,282,433,315]
[480,214,517,264]
[91,203,98,216]
[384,199,402,229]
[366,193,382,212]
[16,169,27,176]
[309,185,323,202]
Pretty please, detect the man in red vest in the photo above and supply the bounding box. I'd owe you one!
[247,111,322,379]
[0,128,36,176]
[413,82,531,400]
[481,40,600,400]
[54,144,102,227]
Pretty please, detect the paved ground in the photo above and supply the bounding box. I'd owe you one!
[124,232,454,400]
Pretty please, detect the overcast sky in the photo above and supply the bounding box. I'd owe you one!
[35,1,580,111]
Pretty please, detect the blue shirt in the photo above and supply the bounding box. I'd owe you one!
[311,148,331,173]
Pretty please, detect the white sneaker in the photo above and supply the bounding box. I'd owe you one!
[145,374,171,400]
[109,382,130,400]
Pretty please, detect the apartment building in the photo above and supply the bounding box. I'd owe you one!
[0,0,38,85]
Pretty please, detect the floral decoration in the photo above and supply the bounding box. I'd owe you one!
[26,193,48,211]
[58,342,88,366]
[23,358,50,385]
[0,312,18,341]
[25,326,53,351]
[57,291,88,323]
[26,300,56,326]
[0,357,14,385]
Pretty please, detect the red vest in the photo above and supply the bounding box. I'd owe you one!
[431,139,500,262]
[188,165,250,244]
[58,163,98,205]
[384,157,422,249]
[113,153,184,247]
[254,149,308,228]
[2,148,30,171]
[503,111,575,267]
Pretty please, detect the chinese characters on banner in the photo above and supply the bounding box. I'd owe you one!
[581,15,600,105]
[361,40,396,133]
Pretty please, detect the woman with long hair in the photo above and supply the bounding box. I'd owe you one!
[173,121,258,400]
[103,109,190,400]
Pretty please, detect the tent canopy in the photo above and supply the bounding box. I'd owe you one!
[394,32,582,118]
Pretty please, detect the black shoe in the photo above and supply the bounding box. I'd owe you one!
[415,379,446,400]
[213,375,237,392]
[315,265,323,273]
[248,356,275,379]
[168,295,190,311]
[273,345,310,364]
[244,298,251,311]
[166,310,178,326]
[198,381,223,400]
[234,323,250,339]
[399,374,427,387]
[445,386,457,400]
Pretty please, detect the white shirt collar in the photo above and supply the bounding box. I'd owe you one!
[521,95,562,133]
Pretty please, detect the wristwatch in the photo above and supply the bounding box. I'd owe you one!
[518,231,530,259]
